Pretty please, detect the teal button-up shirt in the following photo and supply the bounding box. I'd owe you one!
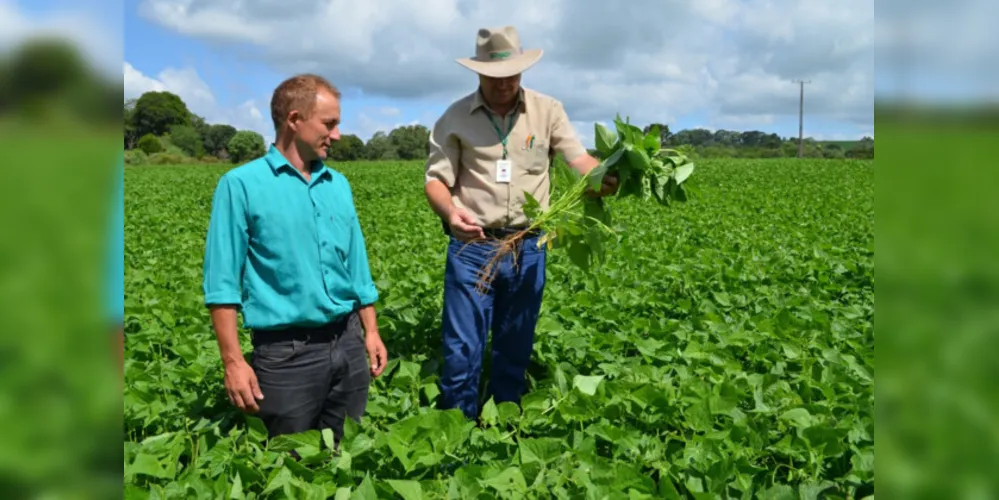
[202,145,379,331]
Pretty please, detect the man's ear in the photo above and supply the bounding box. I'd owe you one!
[287,110,302,132]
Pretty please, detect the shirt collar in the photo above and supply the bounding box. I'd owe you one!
[470,87,528,115]
[264,144,331,180]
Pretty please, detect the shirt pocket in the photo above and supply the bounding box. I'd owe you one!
[523,138,551,175]
[316,202,354,271]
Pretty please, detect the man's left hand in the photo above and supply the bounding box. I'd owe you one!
[586,173,619,198]
[365,330,388,377]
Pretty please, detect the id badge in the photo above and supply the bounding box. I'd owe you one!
[496,159,512,183]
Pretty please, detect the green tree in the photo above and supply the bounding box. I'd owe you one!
[189,115,211,153]
[712,129,740,147]
[327,134,365,162]
[203,124,237,157]
[761,132,782,149]
[847,137,874,159]
[363,131,397,160]
[388,124,430,160]
[131,91,192,138]
[137,134,163,155]
[227,130,266,163]
[822,143,845,159]
[168,124,204,157]
[124,99,138,149]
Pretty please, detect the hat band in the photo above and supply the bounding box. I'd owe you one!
[485,48,523,60]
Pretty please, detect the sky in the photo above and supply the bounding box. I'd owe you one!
[7,0,999,149]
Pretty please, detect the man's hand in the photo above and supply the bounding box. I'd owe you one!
[569,153,619,198]
[586,173,620,198]
[365,330,388,377]
[448,207,485,242]
[224,358,264,413]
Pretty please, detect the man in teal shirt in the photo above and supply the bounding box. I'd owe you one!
[202,74,387,442]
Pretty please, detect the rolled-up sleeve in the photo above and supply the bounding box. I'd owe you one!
[425,116,460,187]
[549,100,588,164]
[344,182,379,306]
[202,174,248,307]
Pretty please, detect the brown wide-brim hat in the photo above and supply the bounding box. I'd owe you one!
[455,26,543,78]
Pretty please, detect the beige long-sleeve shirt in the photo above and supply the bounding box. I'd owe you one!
[424,87,589,228]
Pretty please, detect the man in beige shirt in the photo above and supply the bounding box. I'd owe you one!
[424,26,618,420]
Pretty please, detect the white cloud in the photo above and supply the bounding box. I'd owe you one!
[135,0,877,139]
[124,62,273,144]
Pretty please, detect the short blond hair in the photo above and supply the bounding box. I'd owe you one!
[270,73,341,133]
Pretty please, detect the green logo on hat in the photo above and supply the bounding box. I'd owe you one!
[489,51,512,60]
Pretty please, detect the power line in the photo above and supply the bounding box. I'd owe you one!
[793,79,810,158]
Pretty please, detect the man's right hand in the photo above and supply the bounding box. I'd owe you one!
[448,207,484,242]
[224,359,264,413]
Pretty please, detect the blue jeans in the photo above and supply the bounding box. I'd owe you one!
[439,234,547,420]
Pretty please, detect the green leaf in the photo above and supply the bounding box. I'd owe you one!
[780,408,815,428]
[573,374,605,396]
[523,190,542,220]
[268,430,322,458]
[674,162,694,184]
[519,437,565,465]
[262,467,294,496]
[479,467,528,496]
[386,480,423,500]
[128,453,172,479]
[587,148,625,190]
[480,398,499,427]
[594,122,617,155]
[229,472,245,499]
[350,474,379,500]
[643,125,661,152]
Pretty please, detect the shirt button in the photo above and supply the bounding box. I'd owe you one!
[322,241,327,246]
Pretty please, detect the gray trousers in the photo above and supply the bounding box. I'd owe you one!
[249,311,370,444]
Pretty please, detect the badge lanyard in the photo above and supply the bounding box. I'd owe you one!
[485,111,516,160]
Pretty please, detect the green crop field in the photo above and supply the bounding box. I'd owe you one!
[123,157,874,499]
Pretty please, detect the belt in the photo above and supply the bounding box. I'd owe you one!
[483,226,540,239]
[250,313,352,346]
[441,220,540,239]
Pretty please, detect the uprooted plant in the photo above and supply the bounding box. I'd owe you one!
[473,115,696,293]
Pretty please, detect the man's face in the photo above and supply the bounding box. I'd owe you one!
[479,74,521,107]
[293,89,341,162]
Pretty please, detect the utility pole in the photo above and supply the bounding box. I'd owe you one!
[793,79,810,158]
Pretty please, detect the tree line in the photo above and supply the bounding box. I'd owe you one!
[124,90,873,166]
[124,91,267,166]
[640,122,873,159]
[122,89,436,166]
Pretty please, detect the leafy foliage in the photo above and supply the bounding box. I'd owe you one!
[477,116,696,291]
[227,131,267,163]
[137,133,163,155]
[131,91,193,138]
[533,116,695,269]
[124,157,874,499]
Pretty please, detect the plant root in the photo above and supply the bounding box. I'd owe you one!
[472,230,532,294]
